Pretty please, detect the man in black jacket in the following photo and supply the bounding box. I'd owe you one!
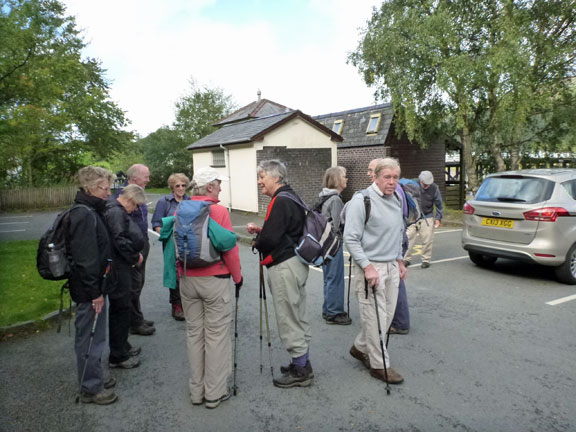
[104,184,146,370]
[69,166,117,405]
[246,160,312,389]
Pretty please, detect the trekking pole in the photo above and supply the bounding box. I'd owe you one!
[75,311,100,403]
[259,253,274,378]
[259,263,264,375]
[367,279,391,396]
[233,282,240,396]
[347,255,352,318]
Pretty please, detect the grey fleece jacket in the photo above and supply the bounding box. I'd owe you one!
[343,183,404,269]
[318,188,344,230]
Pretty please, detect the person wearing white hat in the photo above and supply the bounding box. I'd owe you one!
[403,170,443,268]
[179,166,241,409]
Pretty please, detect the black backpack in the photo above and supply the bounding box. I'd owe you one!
[37,204,93,280]
[277,192,342,267]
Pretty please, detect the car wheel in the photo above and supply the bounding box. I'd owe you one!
[469,252,498,267]
[554,243,576,285]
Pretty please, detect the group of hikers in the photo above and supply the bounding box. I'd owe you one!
[66,157,442,408]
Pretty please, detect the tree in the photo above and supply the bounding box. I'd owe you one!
[350,0,576,191]
[0,0,132,187]
[141,127,190,187]
[173,79,235,144]
[140,80,235,187]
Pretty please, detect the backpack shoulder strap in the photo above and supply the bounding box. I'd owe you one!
[359,189,371,224]
[277,191,310,211]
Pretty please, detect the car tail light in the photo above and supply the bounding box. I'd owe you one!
[523,207,569,222]
[463,202,475,215]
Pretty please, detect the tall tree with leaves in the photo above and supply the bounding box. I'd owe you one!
[350,0,576,191]
[0,0,132,187]
[140,80,235,187]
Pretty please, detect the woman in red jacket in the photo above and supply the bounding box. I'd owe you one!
[178,167,242,409]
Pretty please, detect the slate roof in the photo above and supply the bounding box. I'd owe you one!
[314,103,394,149]
[187,110,343,151]
[215,98,293,126]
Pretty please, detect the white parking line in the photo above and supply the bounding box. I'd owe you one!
[435,229,462,234]
[546,294,576,306]
[0,222,30,225]
[0,229,26,233]
[149,229,159,237]
[0,215,33,220]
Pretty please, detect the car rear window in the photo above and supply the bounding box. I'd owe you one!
[562,179,576,199]
[475,176,554,203]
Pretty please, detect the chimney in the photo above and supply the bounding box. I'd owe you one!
[257,89,261,101]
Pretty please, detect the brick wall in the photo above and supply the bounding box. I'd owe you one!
[388,124,446,197]
[256,147,332,214]
[337,146,390,202]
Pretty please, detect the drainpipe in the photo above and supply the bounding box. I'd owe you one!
[220,144,232,212]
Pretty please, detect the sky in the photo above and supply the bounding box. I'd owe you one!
[62,0,383,137]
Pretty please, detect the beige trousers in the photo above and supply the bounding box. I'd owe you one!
[405,217,435,263]
[180,275,232,403]
[267,256,311,359]
[353,261,399,369]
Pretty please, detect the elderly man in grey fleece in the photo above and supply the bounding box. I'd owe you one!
[343,157,407,385]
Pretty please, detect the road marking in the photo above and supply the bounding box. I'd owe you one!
[0,222,30,225]
[0,229,26,233]
[408,255,469,267]
[546,294,576,306]
[0,215,33,220]
[435,229,462,234]
[149,229,160,237]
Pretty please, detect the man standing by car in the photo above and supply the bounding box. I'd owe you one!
[404,170,443,269]
[116,164,155,336]
[345,157,406,385]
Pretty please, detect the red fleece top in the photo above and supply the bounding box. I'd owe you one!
[177,196,242,283]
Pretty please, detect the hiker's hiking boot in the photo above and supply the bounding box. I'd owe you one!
[388,326,409,335]
[80,388,118,405]
[103,376,116,389]
[273,363,313,388]
[349,345,371,370]
[128,346,142,357]
[172,304,185,321]
[130,323,155,336]
[421,262,430,269]
[280,360,314,379]
[109,357,140,369]
[324,313,352,325]
[143,319,155,327]
[205,388,231,409]
[370,367,404,384]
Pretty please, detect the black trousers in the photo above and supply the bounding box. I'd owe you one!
[109,292,131,364]
[130,239,150,328]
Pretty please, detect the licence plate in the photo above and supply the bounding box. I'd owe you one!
[481,217,514,229]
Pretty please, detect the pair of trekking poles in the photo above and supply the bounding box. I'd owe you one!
[232,251,275,396]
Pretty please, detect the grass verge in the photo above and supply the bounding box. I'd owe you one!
[0,240,64,328]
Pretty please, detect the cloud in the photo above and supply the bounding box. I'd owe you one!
[63,0,381,136]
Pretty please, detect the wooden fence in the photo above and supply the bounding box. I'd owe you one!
[0,186,77,211]
[445,184,463,209]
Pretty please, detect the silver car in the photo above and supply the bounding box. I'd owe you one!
[461,168,576,284]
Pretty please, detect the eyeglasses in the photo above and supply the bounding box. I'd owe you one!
[174,184,187,188]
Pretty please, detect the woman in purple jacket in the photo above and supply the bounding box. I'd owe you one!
[151,173,190,320]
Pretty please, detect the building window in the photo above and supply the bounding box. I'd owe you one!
[332,119,344,135]
[211,149,226,167]
[366,113,382,134]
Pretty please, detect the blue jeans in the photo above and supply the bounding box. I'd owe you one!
[322,246,346,316]
[391,279,410,330]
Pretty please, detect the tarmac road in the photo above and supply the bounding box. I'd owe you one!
[1,226,575,431]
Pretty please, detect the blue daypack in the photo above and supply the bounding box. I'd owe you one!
[174,200,237,268]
